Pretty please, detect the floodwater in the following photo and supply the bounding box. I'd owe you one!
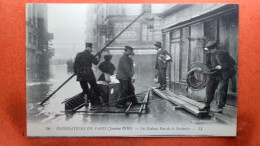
[26,64,227,127]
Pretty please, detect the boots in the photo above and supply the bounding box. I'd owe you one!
[216,107,223,113]
[199,104,210,111]
[84,94,89,107]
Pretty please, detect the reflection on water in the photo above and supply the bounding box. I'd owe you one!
[27,64,204,125]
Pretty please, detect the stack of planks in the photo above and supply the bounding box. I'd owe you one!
[152,88,208,117]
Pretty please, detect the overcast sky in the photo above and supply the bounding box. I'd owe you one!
[47,4,167,60]
[48,4,89,60]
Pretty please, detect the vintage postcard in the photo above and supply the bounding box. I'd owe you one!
[26,3,238,137]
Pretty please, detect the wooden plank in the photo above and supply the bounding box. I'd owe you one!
[61,110,127,114]
[161,92,201,115]
[144,90,150,109]
[62,93,84,104]
[152,88,207,116]
[178,95,206,109]
[139,90,149,114]
[72,103,85,113]
[141,90,151,114]
[125,102,133,114]
[166,96,205,115]
[164,90,206,109]
[152,88,181,106]
[138,104,144,114]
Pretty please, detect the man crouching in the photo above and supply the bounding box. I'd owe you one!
[116,46,140,108]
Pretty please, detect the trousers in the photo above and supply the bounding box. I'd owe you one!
[158,68,167,88]
[80,80,100,103]
[205,75,229,108]
[117,79,138,105]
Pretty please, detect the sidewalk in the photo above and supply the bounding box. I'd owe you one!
[209,103,237,125]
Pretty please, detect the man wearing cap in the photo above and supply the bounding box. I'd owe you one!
[202,41,236,113]
[154,41,172,90]
[116,46,139,108]
[73,43,102,107]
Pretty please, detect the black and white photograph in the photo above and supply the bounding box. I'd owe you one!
[26,4,238,137]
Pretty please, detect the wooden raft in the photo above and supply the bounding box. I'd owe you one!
[63,93,85,112]
[125,89,150,114]
[62,90,150,115]
[152,88,207,117]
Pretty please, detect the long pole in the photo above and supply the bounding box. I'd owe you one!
[40,11,146,106]
[94,11,145,56]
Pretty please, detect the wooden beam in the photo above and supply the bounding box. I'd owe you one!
[139,90,150,114]
[152,88,181,106]
[152,88,207,116]
[164,90,206,109]
[125,102,133,114]
[71,103,85,113]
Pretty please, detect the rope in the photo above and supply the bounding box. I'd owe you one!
[186,62,216,91]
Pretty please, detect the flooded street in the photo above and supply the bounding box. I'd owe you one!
[27,64,222,126]
[26,64,237,137]
[24,4,238,137]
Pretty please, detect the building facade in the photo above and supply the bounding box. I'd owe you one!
[93,4,163,50]
[159,4,238,105]
[91,4,163,82]
[26,4,54,80]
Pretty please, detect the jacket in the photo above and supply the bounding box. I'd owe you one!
[155,49,172,69]
[206,50,236,80]
[73,50,99,81]
[98,61,115,81]
[116,54,134,80]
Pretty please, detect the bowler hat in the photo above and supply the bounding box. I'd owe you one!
[85,43,93,48]
[205,41,217,49]
[154,41,162,48]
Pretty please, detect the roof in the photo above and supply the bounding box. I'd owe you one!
[158,4,192,18]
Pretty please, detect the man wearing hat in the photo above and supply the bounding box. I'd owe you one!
[202,40,236,113]
[154,41,172,90]
[73,43,102,107]
[115,46,140,108]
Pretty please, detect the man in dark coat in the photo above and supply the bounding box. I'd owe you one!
[73,43,102,106]
[98,54,115,82]
[202,41,236,113]
[116,46,139,108]
[155,41,172,90]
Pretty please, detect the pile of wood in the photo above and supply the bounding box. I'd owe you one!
[152,88,208,117]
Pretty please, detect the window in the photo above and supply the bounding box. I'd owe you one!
[28,32,32,44]
[180,27,190,81]
[142,24,148,41]
[142,23,153,42]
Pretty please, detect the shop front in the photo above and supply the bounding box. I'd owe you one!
[160,4,238,105]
